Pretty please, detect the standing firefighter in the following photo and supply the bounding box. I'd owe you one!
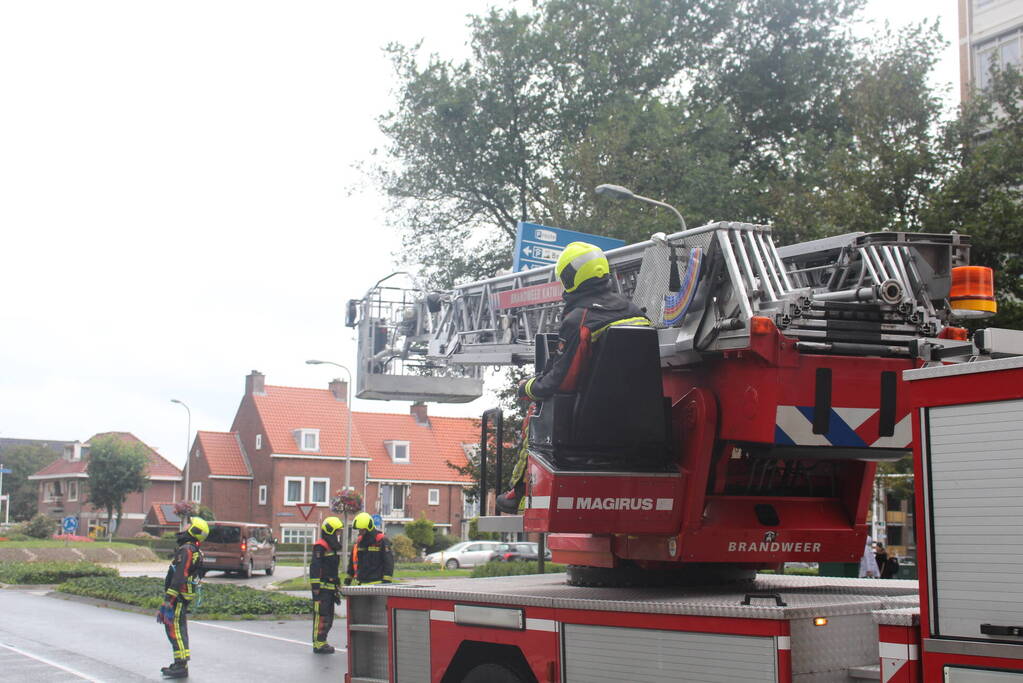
[345,512,394,585]
[310,516,344,654]
[497,241,650,513]
[156,516,208,679]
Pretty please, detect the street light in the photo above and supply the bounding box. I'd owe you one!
[595,183,687,232]
[596,183,688,291]
[170,399,191,516]
[306,359,354,562]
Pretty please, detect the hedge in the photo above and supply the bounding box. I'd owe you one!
[0,561,118,584]
[470,561,566,578]
[58,576,312,617]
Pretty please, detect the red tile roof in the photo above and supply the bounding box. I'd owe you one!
[196,431,251,477]
[29,432,181,480]
[252,385,369,459]
[353,413,476,483]
[252,384,476,483]
[148,502,182,526]
[29,458,88,478]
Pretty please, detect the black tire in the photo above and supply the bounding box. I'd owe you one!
[445,558,459,570]
[265,556,275,576]
[243,560,253,579]
[461,662,528,683]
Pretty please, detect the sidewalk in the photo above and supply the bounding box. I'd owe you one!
[108,562,305,590]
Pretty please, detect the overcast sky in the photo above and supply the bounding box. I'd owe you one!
[0,1,959,468]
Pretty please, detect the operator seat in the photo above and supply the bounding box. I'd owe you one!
[529,325,672,471]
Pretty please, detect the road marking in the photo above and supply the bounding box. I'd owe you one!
[191,621,345,650]
[0,641,103,682]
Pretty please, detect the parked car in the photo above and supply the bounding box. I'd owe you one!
[425,541,502,569]
[201,521,276,578]
[487,542,552,563]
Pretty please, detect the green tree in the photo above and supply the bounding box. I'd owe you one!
[404,514,435,554]
[0,444,59,521]
[375,0,865,287]
[922,67,1023,329]
[86,435,150,539]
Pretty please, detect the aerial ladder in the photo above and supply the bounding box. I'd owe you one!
[346,202,999,585]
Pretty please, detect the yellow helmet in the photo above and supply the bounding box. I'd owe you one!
[187,517,209,542]
[555,242,609,293]
[353,512,375,531]
[321,516,343,535]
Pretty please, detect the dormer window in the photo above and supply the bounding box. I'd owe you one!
[294,429,320,452]
[386,441,410,463]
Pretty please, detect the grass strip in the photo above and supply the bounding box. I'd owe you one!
[0,561,117,584]
[58,576,311,618]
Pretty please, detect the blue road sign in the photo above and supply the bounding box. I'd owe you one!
[512,221,626,272]
[0,467,11,474]
[61,516,78,534]
[371,514,383,530]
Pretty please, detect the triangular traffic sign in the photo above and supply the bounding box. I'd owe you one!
[296,503,316,520]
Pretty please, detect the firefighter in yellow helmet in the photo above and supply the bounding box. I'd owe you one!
[157,516,208,678]
[310,516,344,653]
[497,242,650,513]
[345,512,394,586]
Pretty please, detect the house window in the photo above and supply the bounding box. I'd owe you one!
[386,441,410,463]
[255,434,262,449]
[258,485,268,506]
[191,482,202,503]
[428,488,440,506]
[295,429,319,452]
[463,490,479,519]
[281,525,316,544]
[46,481,63,501]
[284,477,304,505]
[67,480,78,502]
[887,526,904,546]
[975,31,1023,90]
[380,484,407,517]
[310,478,330,506]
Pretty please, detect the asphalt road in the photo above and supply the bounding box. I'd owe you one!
[0,589,348,681]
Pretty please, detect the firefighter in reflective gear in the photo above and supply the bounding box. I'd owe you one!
[310,516,344,654]
[497,242,651,513]
[345,512,394,585]
[157,516,208,679]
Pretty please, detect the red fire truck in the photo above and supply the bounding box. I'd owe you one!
[343,347,1023,683]
[342,206,1020,680]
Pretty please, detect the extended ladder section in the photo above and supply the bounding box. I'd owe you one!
[347,224,971,401]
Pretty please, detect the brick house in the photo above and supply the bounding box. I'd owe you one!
[28,432,182,537]
[187,371,477,543]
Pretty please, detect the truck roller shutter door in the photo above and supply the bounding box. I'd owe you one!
[394,609,430,683]
[927,399,1023,642]
[563,624,777,682]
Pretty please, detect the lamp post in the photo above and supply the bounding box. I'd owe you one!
[594,184,688,232]
[170,399,191,522]
[306,359,354,562]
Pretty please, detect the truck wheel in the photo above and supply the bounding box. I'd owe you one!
[461,662,528,683]
[265,557,275,576]
[445,558,459,570]
[243,560,253,579]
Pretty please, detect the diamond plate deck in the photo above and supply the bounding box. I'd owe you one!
[342,573,918,620]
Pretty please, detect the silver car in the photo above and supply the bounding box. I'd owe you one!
[425,541,502,569]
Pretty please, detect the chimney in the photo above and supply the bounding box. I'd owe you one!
[246,370,265,396]
[329,378,348,402]
[411,402,429,426]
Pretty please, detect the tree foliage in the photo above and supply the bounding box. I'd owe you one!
[404,514,435,552]
[376,0,949,286]
[0,444,59,521]
[86,435,150,539]
[922,67,1023,329]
